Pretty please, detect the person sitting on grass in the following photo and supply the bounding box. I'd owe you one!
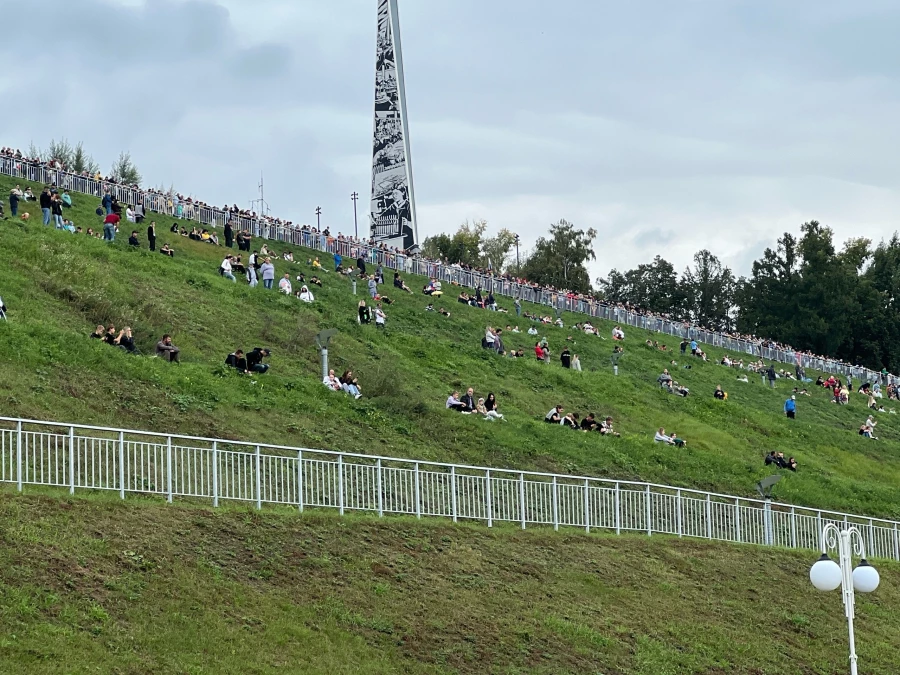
[225,349,249,373]
[612,326,625,340]
[308,275,323,287]
[476,397,505,421]
[393,272,412,293]
[599,417,621,437]
[247,347,271,374]
[340,370,362,399]
[446,390,468,412]
[128,231,140,247]
[323,369,342,391]
[561,411,580,428]
[283,251,294,263]
[90,324,106,340]
[155,334,180,362]
[297,285,315,303]
[654,427,685,447]
[278,274,292,295]
[544,405,563,424]
[657,369,673,387]
[714,385,727,400]
[862,415,878,439]
[580,413,598,431]
[160,243,174,257]
[439,307,451,317]
[425,303,435,312]
[117,326,138,353]
[374,303,386,329]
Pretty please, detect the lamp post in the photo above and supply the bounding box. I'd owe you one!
[351,192,359,239]
[809,524,880,675]
[315,206,322,230]
[514,233,520,274]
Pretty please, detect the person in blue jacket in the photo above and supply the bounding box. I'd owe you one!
[784,395,796,419]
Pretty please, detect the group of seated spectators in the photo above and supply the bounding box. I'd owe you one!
[224,347,272,374]
[543,405,619,435]
[323,369,363,399]
[90,324,138,353]
[656,369,690,397]
[859,415,879,439]
[357,300,387,327]
[764,451,798,471]
[445,388,505,419]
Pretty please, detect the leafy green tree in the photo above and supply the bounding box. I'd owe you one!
[421,220,487,267]
[520,219,596,294]
[600,256,682,314]
[679,249,736,330]
[110,151,142,186]
[481,228,517,273]
[71,142,99,174]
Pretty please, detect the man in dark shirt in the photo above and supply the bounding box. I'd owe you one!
[224,222,234,248]
[460,387,476,412]
[147,221,157,251]
[247,347,271,374]
[40,188,52,225]
[580,413,597,431]
[225,349,248,373]
[560,347,572,369]
[128,231,140,247]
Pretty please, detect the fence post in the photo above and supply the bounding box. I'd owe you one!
[790,507,797,548]
[646,485,652,536]
[255,445,262,510]
[583,479,590,534]
[676,489,683,538]
[118,431,125,500]
[337,455,345,516]
[868,519,874,557]
[817,511,823,550]
[450,466,457,523]
[212,441,219,508]
[166,435,173,504]
[615,482,621,535]
[735,498,742,543]
[764,500,773,546]
[68,425,75,495]
[297,450,304,513]
[485,470,493,528]
[376,458,383,517]
[414,462,421,519]
[705,494,712,539]
[15,420,22,492]
[552,476,559,531]
[519,472,526,530]
[894,524,899,562]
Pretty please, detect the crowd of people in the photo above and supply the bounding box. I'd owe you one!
[542,405,619,435]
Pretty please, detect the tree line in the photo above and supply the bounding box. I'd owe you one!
[424,218,900,372]
[26,138,143,186]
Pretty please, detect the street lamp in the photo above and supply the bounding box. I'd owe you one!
[315,206,322,230]
[514,233,520,274]
[809,524,880,675]
[351,192,359,239]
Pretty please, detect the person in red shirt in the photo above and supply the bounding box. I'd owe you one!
[103,212,120,241]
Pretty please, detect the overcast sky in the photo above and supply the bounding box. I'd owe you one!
[4,0,900,281]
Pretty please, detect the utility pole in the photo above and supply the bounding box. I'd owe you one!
[351,192,359,239]
[315,206,322,230]
[514,233,521,274]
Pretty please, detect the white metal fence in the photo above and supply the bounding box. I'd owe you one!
[0,153,891,387]
[1,416,898,560]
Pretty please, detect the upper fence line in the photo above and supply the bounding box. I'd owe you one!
[1,416,898,561]
[0,154,892,387]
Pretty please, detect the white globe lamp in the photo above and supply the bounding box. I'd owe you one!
[810,554,842,592]
[852,560,880,594]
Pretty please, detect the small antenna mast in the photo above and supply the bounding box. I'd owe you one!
[249,171,270,217]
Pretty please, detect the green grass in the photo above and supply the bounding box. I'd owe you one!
[0,172,899,523]
[0,493,898,674]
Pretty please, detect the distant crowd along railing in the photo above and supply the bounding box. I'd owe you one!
[0,154,892,388]
[1,416,899,561]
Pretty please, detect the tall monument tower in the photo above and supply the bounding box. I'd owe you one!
[369,0,418,250]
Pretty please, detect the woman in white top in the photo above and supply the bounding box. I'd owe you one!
[374,304,386,328]
[297,285,315,303]
[654,428,674,444]
[126,206,136,223]
[571,354,582,372]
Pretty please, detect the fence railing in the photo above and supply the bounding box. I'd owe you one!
[0,153,892,387]
[1,416,898,560]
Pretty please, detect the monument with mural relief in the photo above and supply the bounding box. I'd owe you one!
[369,0,418,250]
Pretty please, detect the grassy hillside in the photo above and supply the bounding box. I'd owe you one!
[0,493,898,675]
[0,173,899,521]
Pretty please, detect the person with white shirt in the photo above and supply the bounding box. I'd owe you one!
[278,274,292,295]
[612,326,625,340]
[297,285,315,303]
[323,369,342,391]
[374,303,386,328]
[654,428,674,444]
[220,255,236,282]
[527,326,538,336]
[126,205,136,223]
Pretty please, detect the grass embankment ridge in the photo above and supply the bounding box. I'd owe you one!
[1,494,898,674]
[0,172,898,521]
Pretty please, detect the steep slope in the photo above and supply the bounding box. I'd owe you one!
[0,495,897,674]
[0,174,898,519]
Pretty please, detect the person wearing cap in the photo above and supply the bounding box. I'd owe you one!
[247,347,271,374]
[784,395,796,419]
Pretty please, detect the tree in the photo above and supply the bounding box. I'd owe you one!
[599,256,682,314]
[71,141,99,175]
[679,249,736,330]
[27,141,43,161]
[46,138,75,167]
[110,151,142,186]
[520,220,596,294]
[481,228,517,274]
